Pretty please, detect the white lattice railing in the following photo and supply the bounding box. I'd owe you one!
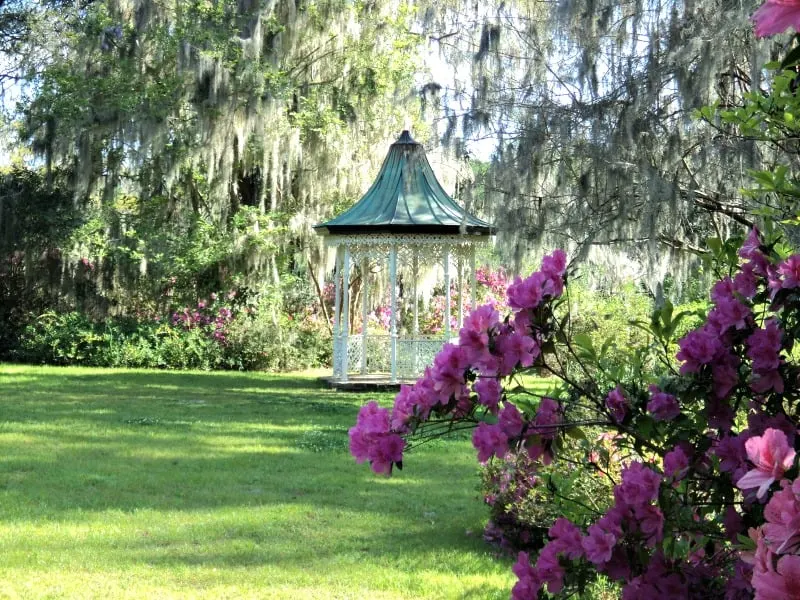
[342,334,446,379]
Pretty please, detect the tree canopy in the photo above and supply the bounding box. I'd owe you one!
[0,0,790,308]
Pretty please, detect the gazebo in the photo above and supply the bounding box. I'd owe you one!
[314,131,495,385]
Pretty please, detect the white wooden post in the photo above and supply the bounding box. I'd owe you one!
[457,254,464,330]
[412,249,419,336]
[470,244,477,312]
[389,245,398,383]
[341,246,351,383]
[412,248,420,375]
[332,247,342,380]
[361,257,369,375]
[444,245,451,341]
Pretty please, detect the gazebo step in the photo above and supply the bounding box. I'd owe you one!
[320,374,417,391]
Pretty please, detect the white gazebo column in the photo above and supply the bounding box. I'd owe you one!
[412,249,419,336]
[332,247,343,380]
[360,258,369,375]
[443,245,451,341]
[389,245,398,383]
[412,248,420,374]
[457,255,464,330]
[470,244,477,311]
[341,246,351,383]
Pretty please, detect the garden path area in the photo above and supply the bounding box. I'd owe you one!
[0,365,512,599]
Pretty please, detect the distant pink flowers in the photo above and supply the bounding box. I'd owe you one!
[752,0,800,38]
[737,428,796,499]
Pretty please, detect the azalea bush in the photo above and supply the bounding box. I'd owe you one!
[350,236,800,598]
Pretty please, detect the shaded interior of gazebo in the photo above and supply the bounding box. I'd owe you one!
[314,131,494,384]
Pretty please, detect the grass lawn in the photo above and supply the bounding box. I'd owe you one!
[0,365,514,599]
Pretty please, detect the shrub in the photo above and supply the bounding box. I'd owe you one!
[350,237,800,597]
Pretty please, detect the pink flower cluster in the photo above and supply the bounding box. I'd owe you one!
[674,228,794,430]
[647,385,680,421]
[348,401,406,475]
[170,295,235,343]
[747,477,800,598]
[737,428,796,500]
[349,250,567,475]
[513,461,667,597]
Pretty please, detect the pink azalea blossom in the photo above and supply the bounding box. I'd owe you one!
[605,385,628,423]
[647,385,680,421]
[582,523,616,565]
[431,344,469,401]
[747,319,783,372]
[459,303,499,366]
[734,264,759,299]
[548,517,584,559]
[663,445,690,480]
[740,227,764,260]
[507,273,545,312]
[710,277,735,304]
[711,354,741,400]
[752,0,800,38]
[614,462,661,508]
[532,397,561,439]
[472,422,509,463]
[752,553,800,599]
[499,402,525,438]
[737,428,796,499]
[390,385,419,432]
[355,401,390,434]
[369,434,406,475]
[715,433,750,483]
[634,504,664,547]
[778,255,800,289]
[535,544,565,594]
[494,331,539,375]
[473,377,501,414]
[707,296,752,333]
[512,552,542,599]
[763,479,800,554]
[676,326,723,374]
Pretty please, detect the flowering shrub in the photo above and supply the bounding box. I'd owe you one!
[480,448,615,556]
[19,280,331,371]
[170,292,236,345]
[349,231,800,597]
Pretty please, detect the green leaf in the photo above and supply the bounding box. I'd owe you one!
[572,333,596,360]
[736,533,756,550]
[564,427,586,441]
[706,237,722,254]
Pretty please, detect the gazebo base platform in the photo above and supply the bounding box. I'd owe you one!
[320,374,417,391]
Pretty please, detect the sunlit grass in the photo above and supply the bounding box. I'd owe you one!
[0,365,513,598]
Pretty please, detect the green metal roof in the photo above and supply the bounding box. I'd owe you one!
[314,131,495,236]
